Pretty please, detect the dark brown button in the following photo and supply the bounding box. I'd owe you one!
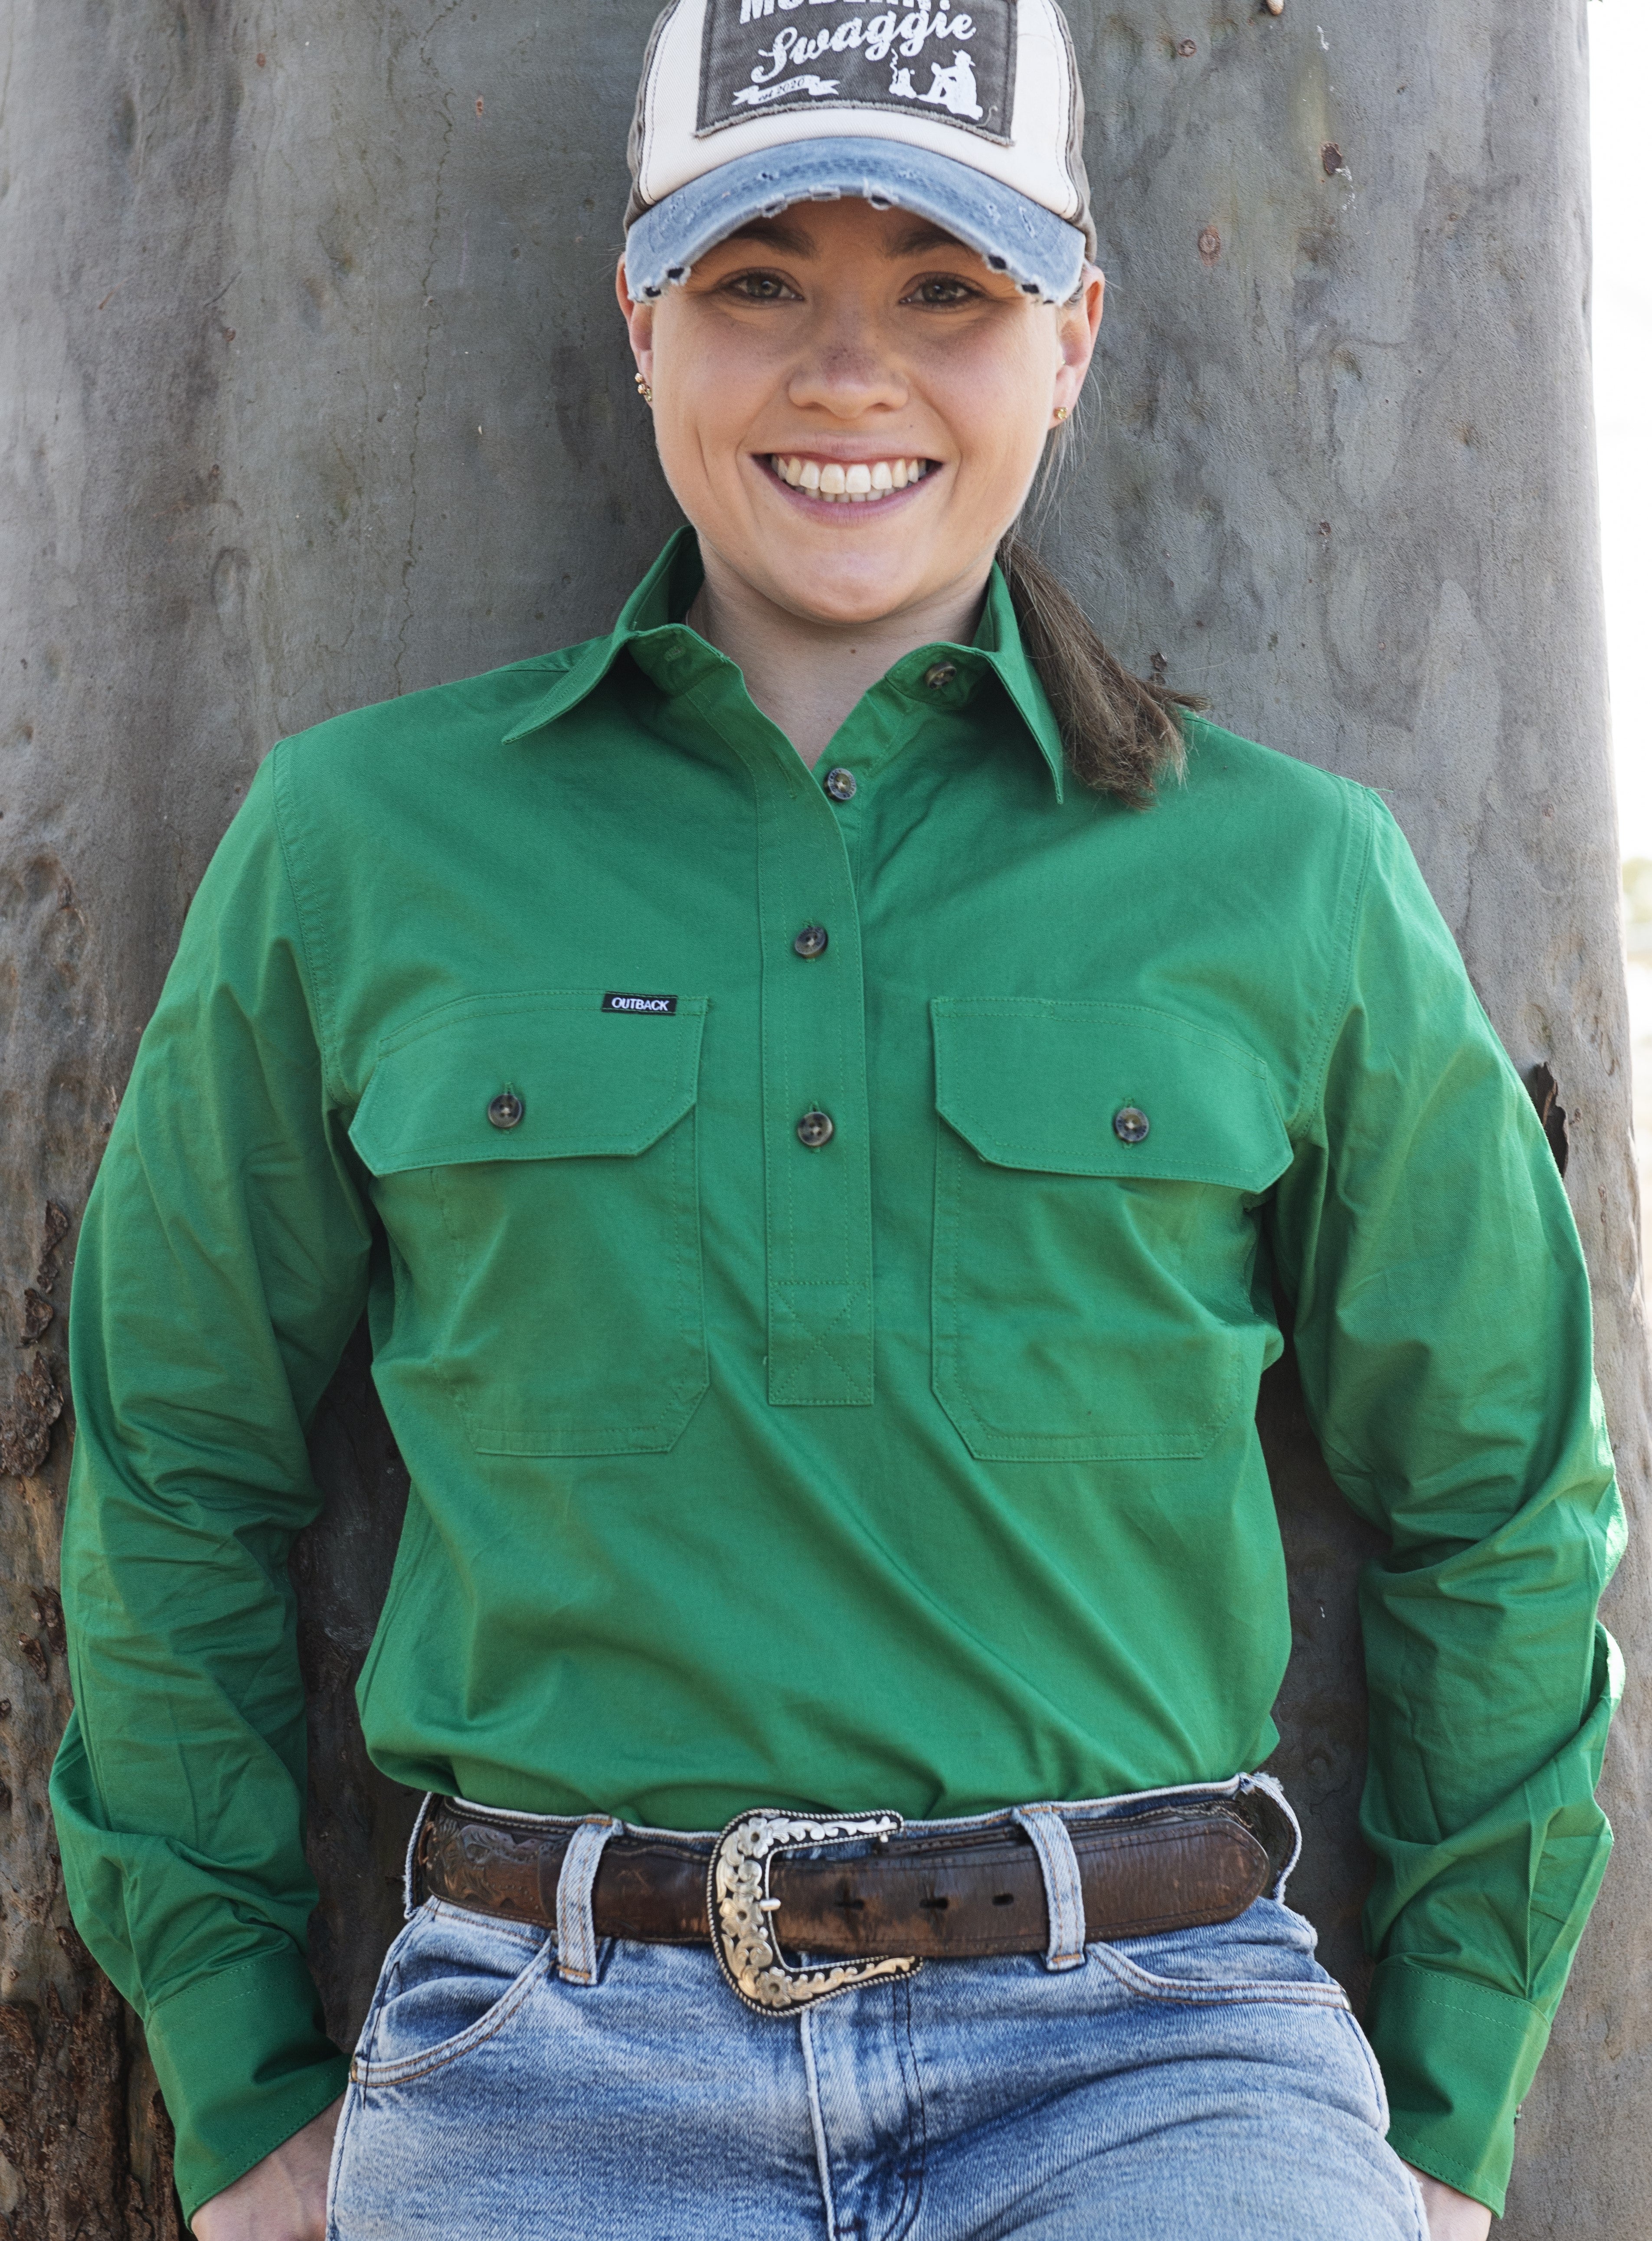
[923,661,958,690]
[793,923,829,958]
[487,1091,525,1131]
[824,766,857,802]
[796,1109,835,1149]
[1113,1106,1150,1145]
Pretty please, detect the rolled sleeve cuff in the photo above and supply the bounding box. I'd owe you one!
[1365,1956,1551,2216]
[143,1947,350,2225]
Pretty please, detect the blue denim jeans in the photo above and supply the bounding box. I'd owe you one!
[327,1783,1428,2240]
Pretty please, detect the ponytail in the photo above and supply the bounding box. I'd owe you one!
[994,530,1197,805]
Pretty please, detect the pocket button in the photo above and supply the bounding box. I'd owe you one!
[1112,1106,1150,1144]
[487,1091,525,1131]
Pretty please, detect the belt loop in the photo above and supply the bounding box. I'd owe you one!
[402,1793,436,1921]
[1014,1805,1087,1971]
[556,1815,624,1985]
[1237,1769,1303,1900]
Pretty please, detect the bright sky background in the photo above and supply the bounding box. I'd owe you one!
[1592,1,1651,864]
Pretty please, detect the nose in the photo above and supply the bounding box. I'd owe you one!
[786,311,909,420]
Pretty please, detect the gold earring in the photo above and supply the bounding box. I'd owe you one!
[635,372,654,405]
[1052,404,1069,423]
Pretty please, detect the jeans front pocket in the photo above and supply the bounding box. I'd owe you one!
[930,998,1292,1463]
[1093,1896,1351,2011]
[350,989,710,1456]
[350,1902,553,2090]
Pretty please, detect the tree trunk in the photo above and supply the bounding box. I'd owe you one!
[0,3,1642,2232]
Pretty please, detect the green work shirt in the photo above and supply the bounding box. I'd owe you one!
[52,531,1623,2222]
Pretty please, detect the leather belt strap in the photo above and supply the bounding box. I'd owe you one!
[418,1790,1291,1960]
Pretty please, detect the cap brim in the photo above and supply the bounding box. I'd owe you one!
[625,136,1088,306]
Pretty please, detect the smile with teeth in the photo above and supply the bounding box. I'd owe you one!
[768,455,933,503]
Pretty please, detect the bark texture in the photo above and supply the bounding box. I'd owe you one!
[0,3,1641,2232]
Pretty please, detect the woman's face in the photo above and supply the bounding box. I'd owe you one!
[618,198,1103,629]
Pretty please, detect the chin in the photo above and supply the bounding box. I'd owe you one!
[765,553,936,629]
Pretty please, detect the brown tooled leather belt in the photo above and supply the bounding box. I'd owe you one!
[416,1789,1292,1996]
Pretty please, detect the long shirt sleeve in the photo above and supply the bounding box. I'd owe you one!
[1268,796,1625,2209]
[51,759,370,2220]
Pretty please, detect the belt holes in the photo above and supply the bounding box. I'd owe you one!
[992,1893,1015,1906]
[839,1895,866,1911]
[921,1894,949,1911]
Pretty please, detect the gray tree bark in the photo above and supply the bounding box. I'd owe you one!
[0,3,1641,2234]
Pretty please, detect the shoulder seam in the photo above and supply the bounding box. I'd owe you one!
[267,743,347,1109]
[1289,780,1377,1140]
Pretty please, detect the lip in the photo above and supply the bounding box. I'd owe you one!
[752,452,942,518]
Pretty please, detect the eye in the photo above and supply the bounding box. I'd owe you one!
[902,274,980,308]
[723,269,801,303]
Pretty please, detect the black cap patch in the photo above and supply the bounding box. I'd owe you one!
[697,1,1016,146]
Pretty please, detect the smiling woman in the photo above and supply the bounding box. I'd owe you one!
[622,199,1097,757]
[622,199,1190,786]
[49,3,1619,2240]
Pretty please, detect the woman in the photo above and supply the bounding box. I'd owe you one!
[51,4,1619,2238]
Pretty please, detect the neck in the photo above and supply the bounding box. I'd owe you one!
[684,542,994,769]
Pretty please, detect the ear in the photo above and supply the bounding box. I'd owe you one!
[1051,264,1104,421]
[615,252,657,391]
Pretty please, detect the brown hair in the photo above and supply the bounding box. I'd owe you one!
[994,530,1197,804]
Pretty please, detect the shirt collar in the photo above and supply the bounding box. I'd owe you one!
[968,555,1066,802]
[502,527,1066,801]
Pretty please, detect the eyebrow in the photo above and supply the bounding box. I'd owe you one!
[883,219,969,257]
[721,217,818,256]
[719,214,976,262]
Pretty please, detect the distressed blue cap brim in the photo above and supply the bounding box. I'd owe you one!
[625,136,1088,305]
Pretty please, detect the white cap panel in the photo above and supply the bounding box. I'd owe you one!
[632,0,1086,230]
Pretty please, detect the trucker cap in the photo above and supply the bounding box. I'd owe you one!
[624,0,1095,306]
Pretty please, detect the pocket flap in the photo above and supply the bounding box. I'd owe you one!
[932,997,1289,1191]
[350,991,707,1176]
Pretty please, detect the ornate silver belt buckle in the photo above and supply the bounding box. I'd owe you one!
[708,1809,922,2015]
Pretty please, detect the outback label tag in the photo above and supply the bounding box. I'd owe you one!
[697,0,1016,146]
[602,992,679,1014]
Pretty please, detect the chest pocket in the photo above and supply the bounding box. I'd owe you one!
[931,998,1292,1464]
[350,991,709,1457]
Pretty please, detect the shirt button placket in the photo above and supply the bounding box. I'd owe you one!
[735,745,873,1408]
